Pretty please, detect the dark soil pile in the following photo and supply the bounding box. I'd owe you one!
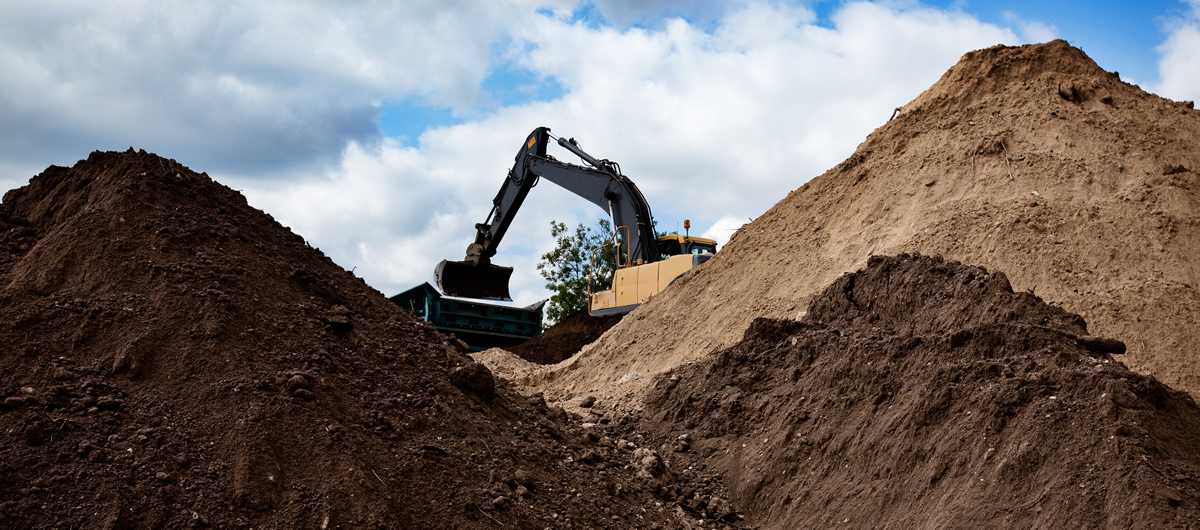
[0,150,688,529]
[642,254,1200,529]
[510,313,622,365]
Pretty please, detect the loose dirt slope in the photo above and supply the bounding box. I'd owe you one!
[530,40,1200,405]
[643,254,1200,529]
[0,150,684,529]
[509,313,622,365]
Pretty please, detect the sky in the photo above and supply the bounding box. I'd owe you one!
[2,0,1198,308]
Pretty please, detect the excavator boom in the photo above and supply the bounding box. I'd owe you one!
[437,127,658,300]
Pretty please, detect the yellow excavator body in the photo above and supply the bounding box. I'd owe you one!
[588,234,717,316]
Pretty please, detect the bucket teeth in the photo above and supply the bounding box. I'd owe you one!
[435,260,514,300]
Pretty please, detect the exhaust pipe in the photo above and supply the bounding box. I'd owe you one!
[435,260,514,301]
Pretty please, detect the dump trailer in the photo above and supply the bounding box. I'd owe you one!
[390,282,545,351]
[436,126,717,316]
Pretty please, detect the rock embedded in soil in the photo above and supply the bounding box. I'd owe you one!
[285,374,309,391]
[450,360,497,399]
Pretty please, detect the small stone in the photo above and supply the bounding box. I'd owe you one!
[25,425,46,445]
[156,472,170,481]
[579,396,596,408]
[630,448,671,490]
[515,485,533,499]
[2,396,25,410]
[95,397,123,411]
[578,448,605,464]
[513,467,531,485]
[292,388,315,400]
[449,362,496,399]
[706,497,734,520]
[526,395,549,413]
[286,375,309,391]
[492,496,510,509]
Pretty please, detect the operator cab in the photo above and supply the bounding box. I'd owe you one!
[656,234,718,260]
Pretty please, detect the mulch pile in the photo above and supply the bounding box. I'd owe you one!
[642,254,1200,528]
[0,150,690,529]
[510,313,622,365]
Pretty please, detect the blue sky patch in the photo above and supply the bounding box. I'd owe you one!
[480,62,567,108]
[377,99,461,144]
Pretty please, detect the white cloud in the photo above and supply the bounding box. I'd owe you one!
[1155,0,1200,102]
[1001,10,1058,43]
[700,215,748,249]
[222,2,1019,306]
[1019,21,1058,43]
[0,0,570,175]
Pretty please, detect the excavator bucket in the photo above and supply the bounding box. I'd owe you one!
[435,260,514,301]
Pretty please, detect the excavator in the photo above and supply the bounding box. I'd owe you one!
[436,126,717,316]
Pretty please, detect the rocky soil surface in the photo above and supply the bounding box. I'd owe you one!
[0,151,699,529]
[640,254,1200,528]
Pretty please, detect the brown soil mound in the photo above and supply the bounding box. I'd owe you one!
[510,313,622,365]
[532,39,1200,407]
[642,254,1200,529]
[0,150,687,529]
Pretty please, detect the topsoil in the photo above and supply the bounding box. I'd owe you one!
[511,40,1200,410]
[509,313,622,365]
[0,150,693,529]
[642,254,1200,529]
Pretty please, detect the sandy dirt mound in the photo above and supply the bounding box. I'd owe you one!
[472,348,546,388]
[642,254,1200,529]
[509,313,622,365]
[0,150,690,529]
[525,40,1200,407]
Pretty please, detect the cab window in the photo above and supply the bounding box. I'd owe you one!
[657,239,682,260]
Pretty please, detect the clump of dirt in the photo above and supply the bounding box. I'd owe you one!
[510,313,622,365]
[0,150,688,529]
[642,254,1200,528]
[528,39,1200,409]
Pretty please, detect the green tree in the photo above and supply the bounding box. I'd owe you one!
[537,218,619,323]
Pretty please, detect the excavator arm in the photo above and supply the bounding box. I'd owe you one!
[436,126,658,300]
